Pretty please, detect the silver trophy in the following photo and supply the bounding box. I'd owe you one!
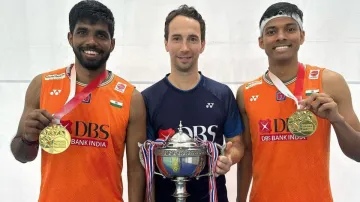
[139,121,225,202]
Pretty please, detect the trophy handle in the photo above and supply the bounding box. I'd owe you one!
[195,173,212,180]
[215,142,226,156]
[154,171,167,178]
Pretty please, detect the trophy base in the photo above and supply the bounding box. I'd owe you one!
[172,177,190,202]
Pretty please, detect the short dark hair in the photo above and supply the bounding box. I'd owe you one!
[164,4,206,41]
[259,2,303,27]
[69,0,115,38]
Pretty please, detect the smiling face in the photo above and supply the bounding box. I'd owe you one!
[68,20,115,71]
[165,15,205,73]
[258,16,305,64]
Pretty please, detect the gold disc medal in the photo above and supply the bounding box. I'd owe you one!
[288,110,318,137]
[39,124,71,154]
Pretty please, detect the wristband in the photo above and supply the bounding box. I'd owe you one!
[21,135,39,146]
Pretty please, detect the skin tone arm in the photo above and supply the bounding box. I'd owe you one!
[236,85,253,202]
[10,74,54,163]
[126,89,147,202]
[300,69,360,162]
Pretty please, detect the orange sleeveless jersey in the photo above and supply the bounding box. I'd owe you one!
[38,65,134,202]
[243,65,332,202]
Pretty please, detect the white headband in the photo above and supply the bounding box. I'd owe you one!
[259,12,303,35]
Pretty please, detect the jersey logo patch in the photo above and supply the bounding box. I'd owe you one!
[276,91,286,101]
[305,89,319,96]
[114,82,127,93]
[309,70,320,79]
[259,119,272,133]
[245,79,262,90]
[82,93,91,104]
[158,128,176,140]
[206,103,214,108]
[45,73,66,80]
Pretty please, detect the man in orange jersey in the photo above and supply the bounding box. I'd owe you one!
[10,1,146,202]
[236,2,360,202]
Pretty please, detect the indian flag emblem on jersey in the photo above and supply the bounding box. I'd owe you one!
[305,89,319,96]
[110,100,123,108]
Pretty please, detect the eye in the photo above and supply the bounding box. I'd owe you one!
[77,30,86,35]
[266,30,276,36]
[190,37,198,42]
[288,27,296,32]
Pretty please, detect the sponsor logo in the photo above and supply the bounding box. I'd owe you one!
[245,80,262,90]
[250,95,259,102]
[61,120,110,148]
[158,125,218,142]
[50,89,61,96]
[309,70,320,79]
[206,103,214,108]
[82,94,91,104]
[114,82,127,93]
[45,73,66,80]
[258,118,308,142]
[276,91,286,101]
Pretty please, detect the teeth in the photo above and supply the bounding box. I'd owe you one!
[84,50,99,55]
[275,46,289,50]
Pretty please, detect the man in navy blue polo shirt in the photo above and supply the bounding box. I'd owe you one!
[141,4,245,202]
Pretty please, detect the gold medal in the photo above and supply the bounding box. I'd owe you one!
[39,124,71,154]
[288,110,318,137]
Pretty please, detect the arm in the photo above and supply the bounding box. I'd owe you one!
[10,74,42,163]
[216,86,245,175]
[236,84,253,202]
[322,69,360,162]
[126,89,147,202]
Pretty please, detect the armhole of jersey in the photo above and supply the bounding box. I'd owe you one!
[304,64,325,94]
[39,73,46,109]
[242,76,263,113]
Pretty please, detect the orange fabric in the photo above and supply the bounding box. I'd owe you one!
[38,66,134,202]
[243,65,332,202]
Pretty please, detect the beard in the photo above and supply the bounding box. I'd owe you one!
[73,46,111,71]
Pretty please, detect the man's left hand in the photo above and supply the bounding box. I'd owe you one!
[215,141,233,177]
[299,93,343,123]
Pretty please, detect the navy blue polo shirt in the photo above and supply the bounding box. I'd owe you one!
[141,73,243,202]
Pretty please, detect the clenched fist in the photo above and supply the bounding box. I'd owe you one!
[23,109,54,141]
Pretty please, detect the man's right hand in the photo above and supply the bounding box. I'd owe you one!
[23,109,54,141]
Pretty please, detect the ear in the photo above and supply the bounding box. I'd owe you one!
[200,40,206,54]
[300,30,305,45]
[164,39,169,52]
[110,38,115,52]
[68,32,73,47]
[258,36,265,49]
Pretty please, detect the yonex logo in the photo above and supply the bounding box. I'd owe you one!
[50,89,61,96]
[250,95,259,102]
[206,103,214,108]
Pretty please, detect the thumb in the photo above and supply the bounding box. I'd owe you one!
[224,142,232,156]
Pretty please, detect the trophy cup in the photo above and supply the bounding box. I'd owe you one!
[139,121,225,202]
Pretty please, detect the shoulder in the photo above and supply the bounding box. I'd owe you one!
[242,76,264,91]
[321,68,348,99]
[236,75,263,111]
[112,73,135,89]
[141,79,168,99]
[202,76,233,99]
[237,76,264,98]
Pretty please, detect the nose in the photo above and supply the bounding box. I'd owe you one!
[180,41,190,52]
[85,35,98,46]
[276,30,287,42]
